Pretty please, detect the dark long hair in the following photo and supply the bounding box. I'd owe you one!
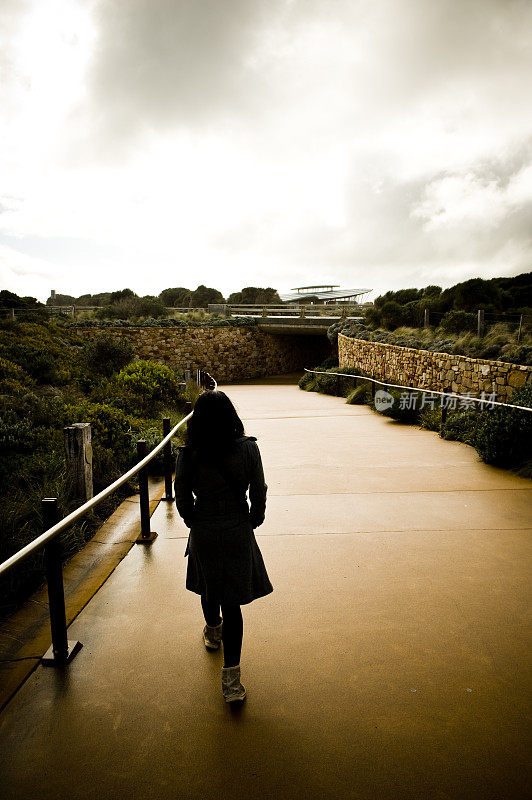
[186,391,244,459]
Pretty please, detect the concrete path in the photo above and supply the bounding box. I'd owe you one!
[1,376,531,800]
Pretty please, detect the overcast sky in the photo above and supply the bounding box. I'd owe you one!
[1,0,531,302]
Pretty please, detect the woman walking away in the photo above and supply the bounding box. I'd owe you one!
[174,390,273,703]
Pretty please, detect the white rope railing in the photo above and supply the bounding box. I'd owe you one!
[304,369,532,413]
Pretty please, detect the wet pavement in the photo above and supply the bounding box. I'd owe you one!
[1,376,531,800]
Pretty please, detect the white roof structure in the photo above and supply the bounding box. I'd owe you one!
[280,285,371,303]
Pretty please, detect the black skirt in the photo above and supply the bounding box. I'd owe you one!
[185,510,273,605]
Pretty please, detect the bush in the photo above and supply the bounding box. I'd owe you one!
[298,372,316,390]
[440,310,477,333]
[83,334,134,377]
[98,296,168,320]
[371,387,423,424]
[0,322,83,385]
[346,382,371,405]
[63,401,134,455]
[419,407,442,431]
[472,384,532,468]
[380,301,405,330]
[0,357,34,395]
[440,409,479,446]
[115,360,183,412]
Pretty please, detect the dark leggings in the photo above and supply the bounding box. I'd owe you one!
[201,595,243,668]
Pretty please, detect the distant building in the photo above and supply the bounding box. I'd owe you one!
[280,285,371,304]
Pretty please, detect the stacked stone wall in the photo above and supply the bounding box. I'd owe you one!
[338,333,532,401]
[75,325,330,382]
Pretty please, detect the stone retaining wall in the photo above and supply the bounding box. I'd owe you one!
[76,325,330,382]
[338,333,532,401]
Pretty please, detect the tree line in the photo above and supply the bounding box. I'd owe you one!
[368,273,531,330]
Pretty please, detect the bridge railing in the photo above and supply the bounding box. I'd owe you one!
[1,304,367,320]
[224,305,364,319]
[0,370,217,666]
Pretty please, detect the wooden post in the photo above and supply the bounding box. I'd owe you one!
[517,315,523,343]
[477,309,485,338]
[64,423,93,501]
[424,308,430,328]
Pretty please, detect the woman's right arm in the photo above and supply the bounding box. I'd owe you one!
[174,449,195,527]
[248,441,267,529]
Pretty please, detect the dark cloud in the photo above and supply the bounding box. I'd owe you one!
[2,0,531,297]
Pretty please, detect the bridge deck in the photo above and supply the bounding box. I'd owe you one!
[1,376,531,800]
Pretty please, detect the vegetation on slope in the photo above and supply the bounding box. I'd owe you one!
[0,320,190,618]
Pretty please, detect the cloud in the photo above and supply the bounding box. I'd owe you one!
[0,0,531,300]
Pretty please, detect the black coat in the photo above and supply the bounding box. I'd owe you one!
[174,436,273,605]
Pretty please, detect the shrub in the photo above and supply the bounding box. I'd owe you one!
[0,413,39,454]
[83,334,134,377]
[380,301,405,330]
[0,357,34,395]
[346,382,371,405]
[115,360,183,411]
[472,384,532,468]
[63,401,135,466]
[298,372,315,390]
[97,296,168,320]
[134,417,185,473]
[440,409,479,445]
[0,322,83,385]
[419,407,442,431]
[439,310,477,333]
[371,387,423,424]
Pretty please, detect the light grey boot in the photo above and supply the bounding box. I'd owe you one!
[222,665,246,702]
[203,621,223,650]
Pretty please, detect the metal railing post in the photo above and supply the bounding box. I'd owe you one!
[135,440,158,543]
[162,418,174,501]
[41,499,82,665]
[440,387,449,434]
[477,309,485,338]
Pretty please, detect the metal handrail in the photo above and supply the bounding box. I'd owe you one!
[0,371,216,577]
[0,413,189,577]
[304,369,532,412]
[0,369,217,666]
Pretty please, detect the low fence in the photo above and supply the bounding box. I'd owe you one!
[0,370,216,667]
